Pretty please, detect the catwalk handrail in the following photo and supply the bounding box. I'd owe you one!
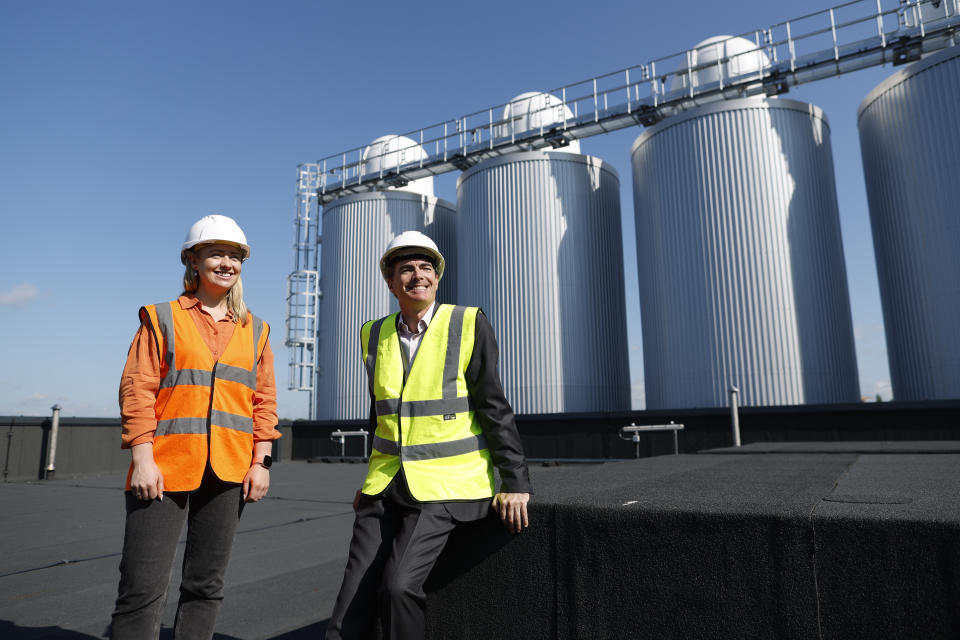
[302,0,959,204]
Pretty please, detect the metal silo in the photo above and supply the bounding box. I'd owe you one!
[632,96,859,409]
[314,136,456,420]
[456,146,630,414]
[858,46,960,401]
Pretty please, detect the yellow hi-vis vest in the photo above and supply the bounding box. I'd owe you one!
[128,301,269,492]
[360,304,495,502]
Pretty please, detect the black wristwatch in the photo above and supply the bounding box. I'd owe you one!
[254,455,272,470]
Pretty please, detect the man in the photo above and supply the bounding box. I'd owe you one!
[325,230,532,640]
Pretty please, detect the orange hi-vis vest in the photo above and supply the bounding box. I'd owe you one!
[126,300,269,492]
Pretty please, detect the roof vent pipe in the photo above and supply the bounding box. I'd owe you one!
[44,404,62,480]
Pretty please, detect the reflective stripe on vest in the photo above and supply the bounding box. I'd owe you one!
[125,301,268,492]
[360,305,495,502]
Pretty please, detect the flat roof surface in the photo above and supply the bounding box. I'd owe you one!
[1,461,372,639]
[701,440,960,454]
[0,460,595,639]
[5,447,959,638]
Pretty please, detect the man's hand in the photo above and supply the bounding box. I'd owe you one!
[242,464,270,502]
[492,492,530,533]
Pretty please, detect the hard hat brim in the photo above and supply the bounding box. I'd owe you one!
[379,247,445,280]
[181,240,251,264]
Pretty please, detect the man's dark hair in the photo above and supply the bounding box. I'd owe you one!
[387,252,437,278]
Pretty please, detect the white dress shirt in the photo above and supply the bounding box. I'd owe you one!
[397,302,436,367]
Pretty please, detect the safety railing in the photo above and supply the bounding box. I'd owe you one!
[330,429,369,460]
[302,0,959,204]
[619,422,685,457]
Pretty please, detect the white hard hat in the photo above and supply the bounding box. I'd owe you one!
[181,215,250,264]
[379,231,445,280]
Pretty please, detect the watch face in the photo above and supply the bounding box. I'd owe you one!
[261,455,273,469]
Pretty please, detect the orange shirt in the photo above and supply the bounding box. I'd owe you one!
[120,295,280,448]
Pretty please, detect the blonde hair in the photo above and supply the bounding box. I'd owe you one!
[182,254,249,325]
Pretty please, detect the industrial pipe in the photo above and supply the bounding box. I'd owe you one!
[44,404,62,479]
[728,386,741,447]
[3,418,14,483]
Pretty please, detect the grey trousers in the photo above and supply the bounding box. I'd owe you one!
[110,468,244,640]
[325,474,458,640]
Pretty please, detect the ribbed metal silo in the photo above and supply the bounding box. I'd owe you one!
[632,97,859,409]
[858,46,960,401]
[314,190,457,420]
[456,150,630,414]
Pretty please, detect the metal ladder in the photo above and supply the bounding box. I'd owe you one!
[285,163,321,417]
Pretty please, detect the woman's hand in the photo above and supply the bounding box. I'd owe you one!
[130,442,164,501]
[243,463,270,502]
[244,442,274,503]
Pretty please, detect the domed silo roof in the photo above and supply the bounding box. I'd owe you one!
[670,35,771,93]
[362,134,435,197]
[498,91,581,153]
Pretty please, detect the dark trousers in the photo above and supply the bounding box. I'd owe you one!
[325,474,458,640]
[111,469,244,640]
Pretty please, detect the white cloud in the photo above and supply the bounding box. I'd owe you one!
[861,380,892,402]
[0,283,39,306]
[873,380,892,400]
[4,392,108,417]
[0,392,52,416]
[59,399,117,416]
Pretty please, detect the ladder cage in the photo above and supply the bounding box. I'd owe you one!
[285,163,322,417]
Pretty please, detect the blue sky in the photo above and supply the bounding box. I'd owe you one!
[0,0,896,419]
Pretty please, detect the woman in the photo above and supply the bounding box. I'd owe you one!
[111,214,280,640]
